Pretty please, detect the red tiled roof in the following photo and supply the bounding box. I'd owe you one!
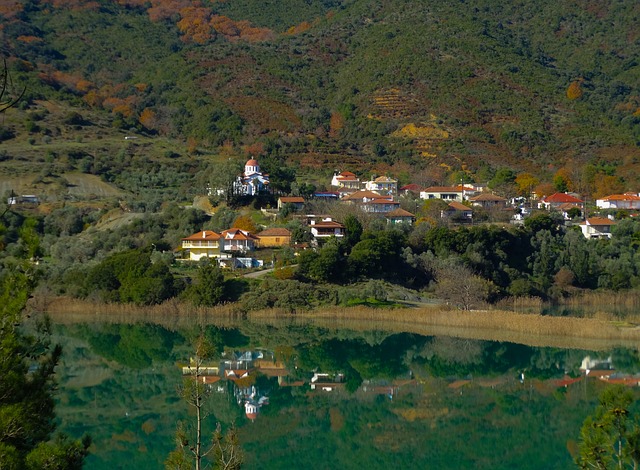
[600,194,640,201]
[279,196,305,203]
[313,221,345,228]
[386,208,415,217]
[399,184,422,192]
[446,201,472,211]
[182,230,221,241]
[221,228,259,240]
[258,228,291,237]
[582,217,616,226]
[543,193,583,203]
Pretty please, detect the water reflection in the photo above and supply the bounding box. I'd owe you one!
[52,321,640,469]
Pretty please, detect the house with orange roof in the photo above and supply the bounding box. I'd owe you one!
[468,193,507,208]
[180,230,224,261]
[361,197,401,213]
[309,217,345,243]
[539,192,584,210]
[221,228,260,252]
[441,201,473,222]
[342,190,383,204]
[596,193,640,210]
[256,227,292,248]
[580,217,616,239]
[399,183,422,196]
[385,208,416,225]
[331,171,361,190]
[277,196,305,211]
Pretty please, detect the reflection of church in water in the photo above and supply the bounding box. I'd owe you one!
[234,158,270,196]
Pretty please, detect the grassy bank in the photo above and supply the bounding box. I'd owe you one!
[40,297,640,350]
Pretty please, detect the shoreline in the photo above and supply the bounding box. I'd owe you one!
[38,296,640,350]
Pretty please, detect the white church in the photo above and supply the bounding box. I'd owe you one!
[234,158,270,196]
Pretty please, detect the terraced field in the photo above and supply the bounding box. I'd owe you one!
[0,173,124,200]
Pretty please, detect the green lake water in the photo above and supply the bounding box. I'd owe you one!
[50,319,640,469]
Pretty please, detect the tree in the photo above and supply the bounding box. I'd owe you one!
[188,262,225,307]
[231,215,256,232]
[515,173,539,198]
[433,262,495,310]
[343,214,363,248]
[577,386,640,470]
[166,335,243,470]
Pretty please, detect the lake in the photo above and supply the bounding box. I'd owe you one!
[50,318,640,469]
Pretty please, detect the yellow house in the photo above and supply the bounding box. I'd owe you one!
[180,230,222,261]
[256,228,292,248]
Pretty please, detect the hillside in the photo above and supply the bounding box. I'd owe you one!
[1,0,640,196]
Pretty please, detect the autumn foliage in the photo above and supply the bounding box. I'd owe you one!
[177,6,214,44]
[566,80,583,100]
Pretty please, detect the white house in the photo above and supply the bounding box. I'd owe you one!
[309,218,345,242]
[420,185,477,202]
[580,217,616,239]
[364,176,397,195]
[596,194,640,210]
[331,171,361,190]
[220,228,259,252]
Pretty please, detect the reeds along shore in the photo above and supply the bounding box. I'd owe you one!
[38,296,640,350]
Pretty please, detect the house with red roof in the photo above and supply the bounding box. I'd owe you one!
[277,196,305,211]
[221,228,260,252]
[596,193,640,210]
[385,208,416,225]
[256,227,292,248]
[580,217,616,239]
[468,193,507,208]
[331,171,361,190]
[180,230,223,261]
[539,192,584,211]
[441,201,473,222]
[342,190,383,204]
[309,217,345,243]
[399,183,422,196]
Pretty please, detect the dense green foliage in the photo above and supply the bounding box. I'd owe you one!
[0,214,90,468]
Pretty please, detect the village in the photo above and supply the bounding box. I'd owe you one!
[176,157,637,269]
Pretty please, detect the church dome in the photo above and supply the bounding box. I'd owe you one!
[246,158,259,167]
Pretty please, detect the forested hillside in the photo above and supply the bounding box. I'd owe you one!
[1,0,640,191]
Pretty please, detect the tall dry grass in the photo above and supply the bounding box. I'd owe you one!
[41,296,640,349]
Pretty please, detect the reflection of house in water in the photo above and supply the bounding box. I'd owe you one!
[243,386,269,422]
[360,378,417,399]
[578,355,640,387]
[310,372,345,392]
